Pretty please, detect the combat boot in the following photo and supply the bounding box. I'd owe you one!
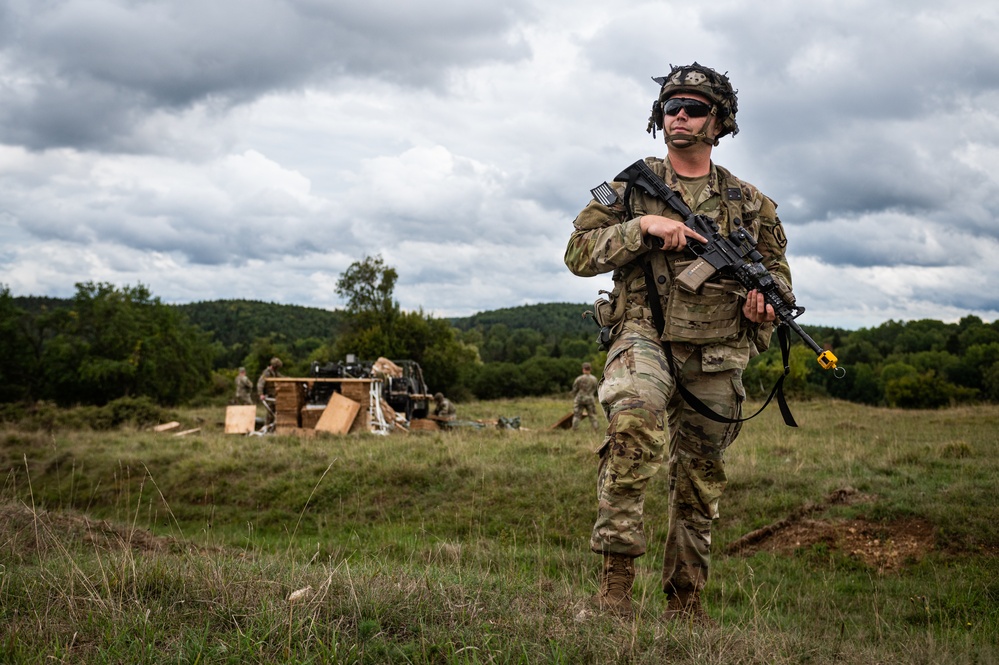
[661,588,716,627]
[595,553,636,619]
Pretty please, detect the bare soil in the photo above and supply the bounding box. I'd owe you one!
[0,501,189,559]
[725,487,937,572]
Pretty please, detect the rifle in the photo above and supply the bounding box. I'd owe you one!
[612,159,843,375]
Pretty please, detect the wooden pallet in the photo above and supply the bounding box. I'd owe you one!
[551,412,574,429]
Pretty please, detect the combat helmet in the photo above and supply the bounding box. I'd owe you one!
[647,62,739,145]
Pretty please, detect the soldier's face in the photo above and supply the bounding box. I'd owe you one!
[664,92,717,141]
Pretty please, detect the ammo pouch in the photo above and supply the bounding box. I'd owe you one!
[663,259,746,344]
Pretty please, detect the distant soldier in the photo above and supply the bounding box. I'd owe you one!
[433,392,456,421]
[257,357,284,400]
[257,357,284,428]
[571,362,600,431]
[234,367,253,404]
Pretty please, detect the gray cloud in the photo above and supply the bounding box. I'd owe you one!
[1,0,998,328]
[0,0,532,150]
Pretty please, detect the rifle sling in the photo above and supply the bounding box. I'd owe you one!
[641,250,798,427]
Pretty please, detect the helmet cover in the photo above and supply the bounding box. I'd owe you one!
[647,62,739,142]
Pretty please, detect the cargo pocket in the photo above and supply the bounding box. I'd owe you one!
[597,344,635,408]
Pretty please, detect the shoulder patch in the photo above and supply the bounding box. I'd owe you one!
[590,182,619,206]
[772,221,788,248]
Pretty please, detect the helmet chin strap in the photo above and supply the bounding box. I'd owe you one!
[665,132,718,148]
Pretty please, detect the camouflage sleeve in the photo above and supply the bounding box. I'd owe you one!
[755,195,792,290]
[564,188,651,278]
[748,194,793,351]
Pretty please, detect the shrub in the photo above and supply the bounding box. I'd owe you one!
[0,397,169,431]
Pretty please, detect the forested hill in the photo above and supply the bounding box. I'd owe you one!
[174,300,346,347]
[9,296,71,313]
[13,297,593,345]
[13,296,347,348]
[450,302,594,338]
[177,301,598,347]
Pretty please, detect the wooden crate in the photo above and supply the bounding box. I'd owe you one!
[301,404,326,429]
[340,380,375,433]
[274,381,305,428]
[265,378,376,434]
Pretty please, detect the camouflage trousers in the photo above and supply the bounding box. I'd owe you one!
[591,323,745,595]
[572,395,600,430]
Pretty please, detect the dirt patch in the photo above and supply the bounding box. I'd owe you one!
[726,487,936,572]
[745,516,936,572]
[0,501,186,560]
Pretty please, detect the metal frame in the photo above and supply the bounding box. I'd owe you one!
[249,397,277,436]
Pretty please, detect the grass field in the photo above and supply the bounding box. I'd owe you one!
[1,397,997,663]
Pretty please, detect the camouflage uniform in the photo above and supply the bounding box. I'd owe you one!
[235,370,254,405]
[257,359,283,428]
[256,364,282,398]
[572,371,600,430]
[434,394,457,420]
[564,156,791,597]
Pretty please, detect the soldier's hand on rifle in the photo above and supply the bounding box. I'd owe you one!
[640,214,708,250]
[743,289,776,323]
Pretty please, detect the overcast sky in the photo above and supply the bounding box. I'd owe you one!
[1,0,997,330]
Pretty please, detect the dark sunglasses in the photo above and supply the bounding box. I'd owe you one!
[662,98,712,118]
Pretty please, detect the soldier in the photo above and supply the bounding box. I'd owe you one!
[565,63,792,624]
[257,357,284,400]
[257,357,283,428]
[571,362,600,431]
[432,392,456,421]
[234,367,253,405]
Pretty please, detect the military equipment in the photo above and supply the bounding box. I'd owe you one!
[309,357,431,421]
[614,159,843,375]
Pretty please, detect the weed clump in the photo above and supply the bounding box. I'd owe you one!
[940,441,973,459]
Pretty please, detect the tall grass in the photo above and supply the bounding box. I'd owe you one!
[1,397,997,663]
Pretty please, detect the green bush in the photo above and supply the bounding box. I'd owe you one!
[0,397,168,431]
[93,396,169,429]
[884,370,977,409]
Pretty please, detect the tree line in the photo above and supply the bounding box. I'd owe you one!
[741,316,999,408]
[1,282,213,405]
[3,257,999,410]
